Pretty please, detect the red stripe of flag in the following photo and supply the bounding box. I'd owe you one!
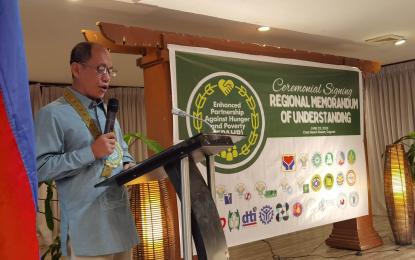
[0,91,39,259]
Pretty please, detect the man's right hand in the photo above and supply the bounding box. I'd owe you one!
[91,132,116,159]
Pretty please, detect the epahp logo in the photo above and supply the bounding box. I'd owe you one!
[186,72,265,173]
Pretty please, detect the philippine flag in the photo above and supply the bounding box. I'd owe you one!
[0,1,39,259]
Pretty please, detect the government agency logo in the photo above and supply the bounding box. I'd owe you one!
[337,151,346,166]
[349,191,360,207]
[245,192,252,201]
[280,179,289,192]
[319,198,335,212]
[312,152,322,168]
[259,205,274,225]
[336,172,345,188]
[337,192,347,210]
[325,152,334,166]
[255,181,267,197]
[265,189,278,198]
[346,170,357,186]
[228,210,240,231]
[282,154,296,172]
[296,176,305,190]
[224,193,232,205]
[276,203,289,222]
[221,217,226,228]
[324,173,334,190]
[235,183,247,198]
[311,175,322,192]
[186,72,265,174]
[242,209,257,228]
[348,150,356,165]
[293,202,303,217]
[216,185,227,200]
[298,153,308,169]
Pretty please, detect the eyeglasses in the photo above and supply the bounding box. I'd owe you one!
[79,62,117,77]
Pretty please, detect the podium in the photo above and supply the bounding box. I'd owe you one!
[96,133,244,260]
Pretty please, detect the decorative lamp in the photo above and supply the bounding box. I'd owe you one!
[384,144,414,245]
[130,180,175,259]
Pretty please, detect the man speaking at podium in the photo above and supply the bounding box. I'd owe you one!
[35,42,139,259]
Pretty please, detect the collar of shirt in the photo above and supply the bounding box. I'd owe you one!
[68,87,104,110]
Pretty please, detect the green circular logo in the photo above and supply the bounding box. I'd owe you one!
[347,150,356,165]
[325,152,334,166]
[186,72,265,173]
[312,152,322,168]
[324,173,334,190]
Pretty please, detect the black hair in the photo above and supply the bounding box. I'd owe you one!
[69,42,105,78]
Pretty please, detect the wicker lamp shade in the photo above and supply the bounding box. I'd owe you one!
[384,144,414,245]
[130,180,175,259]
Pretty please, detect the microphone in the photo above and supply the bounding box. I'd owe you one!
[172,107,218,133]
[104,98,119,134]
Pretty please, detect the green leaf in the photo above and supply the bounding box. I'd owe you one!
[405,143,415,184]
[123,133,142,146]
[44,183,54,231]
[393,136,415,144]
[123,133,164,154]
[124,135,133,146]
[139,135,164,154]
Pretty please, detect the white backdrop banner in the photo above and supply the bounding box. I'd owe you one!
[168,45,368,247]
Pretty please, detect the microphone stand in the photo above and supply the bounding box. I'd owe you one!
[171,107,218,260]
[171,107,218,133]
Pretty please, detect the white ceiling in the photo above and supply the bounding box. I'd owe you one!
[19,0,415,86]
[126,0,415,43]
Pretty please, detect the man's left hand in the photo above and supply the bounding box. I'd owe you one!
[123,162,136,170]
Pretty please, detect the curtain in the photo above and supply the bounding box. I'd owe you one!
[104,87,147,162]
[31,84,147,246]
[364,60,415,216]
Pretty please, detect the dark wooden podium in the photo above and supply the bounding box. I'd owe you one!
[96,133,244,260]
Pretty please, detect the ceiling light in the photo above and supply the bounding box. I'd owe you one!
[395,40,406,45]
[365,34,405,45]
[257,27,270,32]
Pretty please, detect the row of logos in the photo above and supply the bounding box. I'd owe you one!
[216,171,357,204]
[281,150,356,172]
[222,191,360,232]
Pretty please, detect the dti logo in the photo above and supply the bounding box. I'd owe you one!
[242,210,257,228]
[282,154,296,172]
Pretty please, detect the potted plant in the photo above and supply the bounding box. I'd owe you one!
[393,132,415,183]
[393,132,415,243]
